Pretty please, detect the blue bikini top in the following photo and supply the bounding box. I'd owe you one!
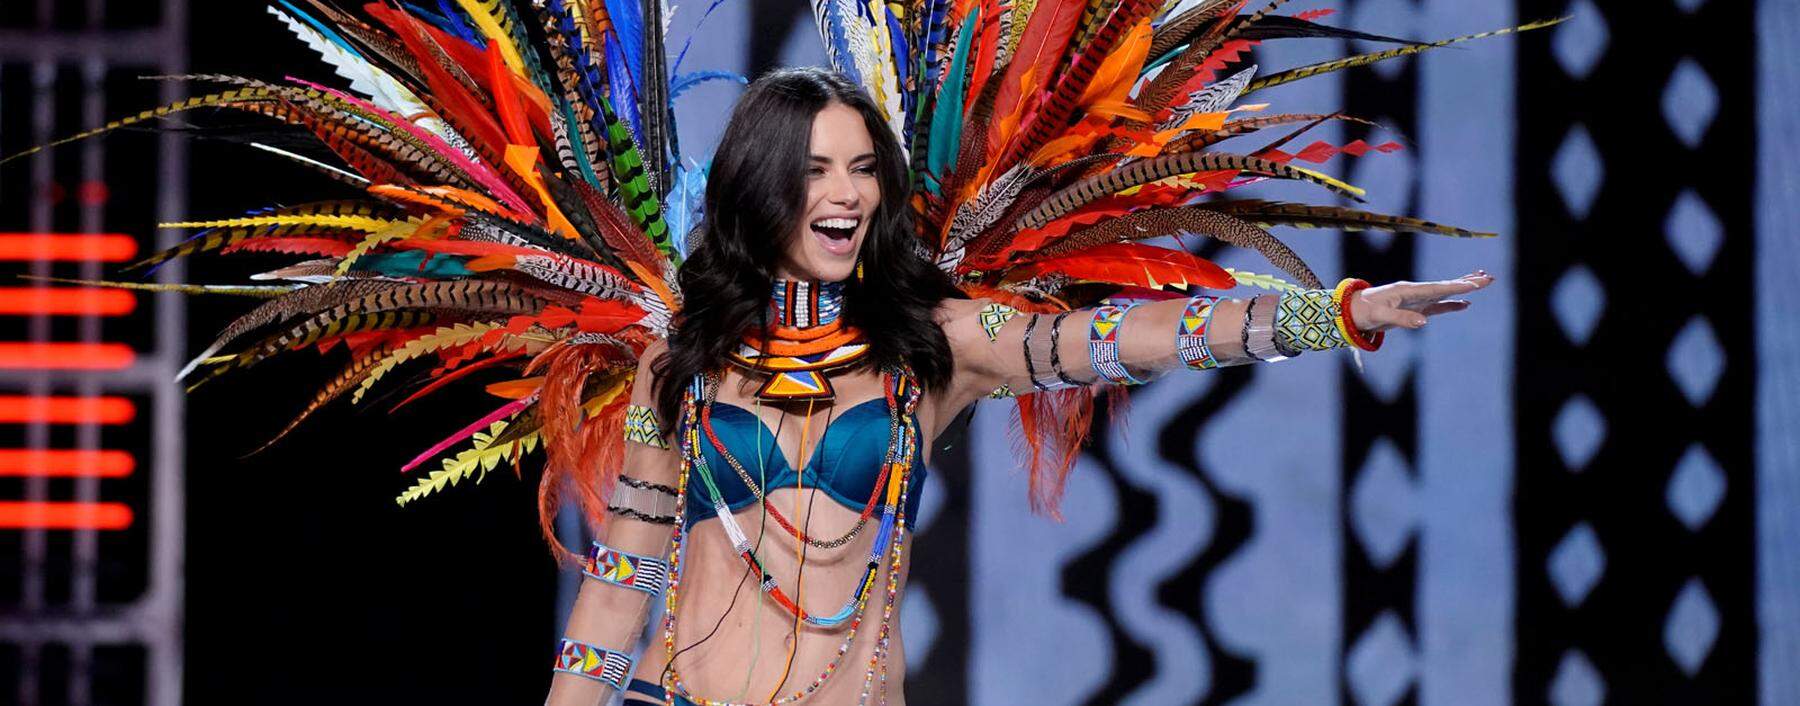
[688,398,926,527]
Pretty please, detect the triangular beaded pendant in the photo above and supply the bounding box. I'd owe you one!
[755,369,837,401]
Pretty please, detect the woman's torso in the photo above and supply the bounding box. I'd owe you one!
[634,363,950,705]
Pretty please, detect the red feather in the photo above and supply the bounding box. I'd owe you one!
[987,0,1086,162]
[222,236,357,257]
[1006,242,1235,289]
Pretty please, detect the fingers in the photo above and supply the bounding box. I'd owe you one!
[1419,300,1471,317]
[1419,271,1493,300]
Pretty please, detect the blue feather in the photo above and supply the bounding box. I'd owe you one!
[672,0,733,74]
[665,160,710,256]
[411,1,483,47]
[605,33,644,148]
[926,5,978,191]
[670,70,747,101]
[544,0,611,128]
[822,0,862,85]
[885,9,913,142]
[603,0,646,88]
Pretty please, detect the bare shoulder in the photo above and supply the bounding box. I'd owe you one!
[934,297,997,347]
[934,297,991,324]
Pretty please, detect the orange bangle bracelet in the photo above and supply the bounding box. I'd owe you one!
[1335,278,1384,352]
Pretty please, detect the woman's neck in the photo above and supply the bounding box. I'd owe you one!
[769,279,844,330]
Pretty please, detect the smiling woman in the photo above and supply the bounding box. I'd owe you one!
[544,63,1491,706]
[0,0,1537,702]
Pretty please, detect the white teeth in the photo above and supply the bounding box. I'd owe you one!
[813,217,859,229]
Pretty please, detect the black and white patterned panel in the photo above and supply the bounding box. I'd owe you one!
[1339,1,1425,704]
[1517,0,1756,703]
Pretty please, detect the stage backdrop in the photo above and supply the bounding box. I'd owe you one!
[0,1,1794,705]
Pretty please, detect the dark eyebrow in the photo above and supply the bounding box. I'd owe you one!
[809,153,878,163]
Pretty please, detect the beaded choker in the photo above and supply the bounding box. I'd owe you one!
[730,280,870,401]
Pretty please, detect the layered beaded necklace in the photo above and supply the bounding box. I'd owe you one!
[730,280,871,402]
[659,280,919,705]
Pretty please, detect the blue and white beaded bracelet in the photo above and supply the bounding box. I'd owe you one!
[1088,304,1148,385]
[1176,296,1221,370]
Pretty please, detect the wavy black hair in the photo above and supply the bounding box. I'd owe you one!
[653,67,963,425]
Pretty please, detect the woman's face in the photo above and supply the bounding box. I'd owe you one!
[774,101,880,283]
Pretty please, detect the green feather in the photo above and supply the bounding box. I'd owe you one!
[596,94,671,261]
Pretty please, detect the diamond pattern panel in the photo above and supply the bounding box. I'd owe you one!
[1345,611,1417,706]
[1665,190,1723,275]
[1551,265,1605,346]
[1551,0,1609,80]
[1662,59,1718,149]
[1350,438,1416,570]
[1664,578,1720,676]
[1552,394,1606,471]
[1667,317,1724,406]
[1666,444,1726,532]
[1551,125,1603,219]
[1549,650,1606,706]
[1548,522,1606,607]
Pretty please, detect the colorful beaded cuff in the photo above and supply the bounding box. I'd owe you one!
[1176,297,1220,370]
[582,541,669,596]
[623,404,668,449]
[553,637,635,690]
[1088,305,1146,385]
[1275,288,1350,352]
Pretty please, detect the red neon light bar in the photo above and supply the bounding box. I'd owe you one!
[0,233,137,262]
[0,449,134,478]
[0,501,133,530]
[0,287,136,316]
[0,396,135,424]
[0,343,135,370]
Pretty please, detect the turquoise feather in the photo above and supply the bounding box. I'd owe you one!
[926,6,980,195]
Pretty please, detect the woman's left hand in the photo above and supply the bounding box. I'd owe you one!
[1349,271,1494,332]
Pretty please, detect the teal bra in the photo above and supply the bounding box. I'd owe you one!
[687,398,926,527]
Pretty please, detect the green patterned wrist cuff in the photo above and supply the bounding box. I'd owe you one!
[1276,289,1350,352]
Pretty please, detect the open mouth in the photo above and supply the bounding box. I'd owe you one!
[809,216,860,256]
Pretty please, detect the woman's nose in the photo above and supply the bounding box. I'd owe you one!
[826,172,860,206]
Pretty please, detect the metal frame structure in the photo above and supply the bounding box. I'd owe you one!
[0,1,189,704]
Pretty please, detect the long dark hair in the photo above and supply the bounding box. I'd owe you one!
[653,67,963,425]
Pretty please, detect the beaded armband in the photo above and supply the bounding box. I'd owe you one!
[553,637,635,690]
[622,405,668,449]
[1275,288,1350,352]
[581,541,670,596]
[1088,305,1147,385]
[606,474,680,525]
[1176,297,1221,370]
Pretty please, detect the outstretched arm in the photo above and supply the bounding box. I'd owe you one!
[546,342,680,706]
[944,272,1493,409]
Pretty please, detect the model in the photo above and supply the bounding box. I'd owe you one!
[3,1,1553,704]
